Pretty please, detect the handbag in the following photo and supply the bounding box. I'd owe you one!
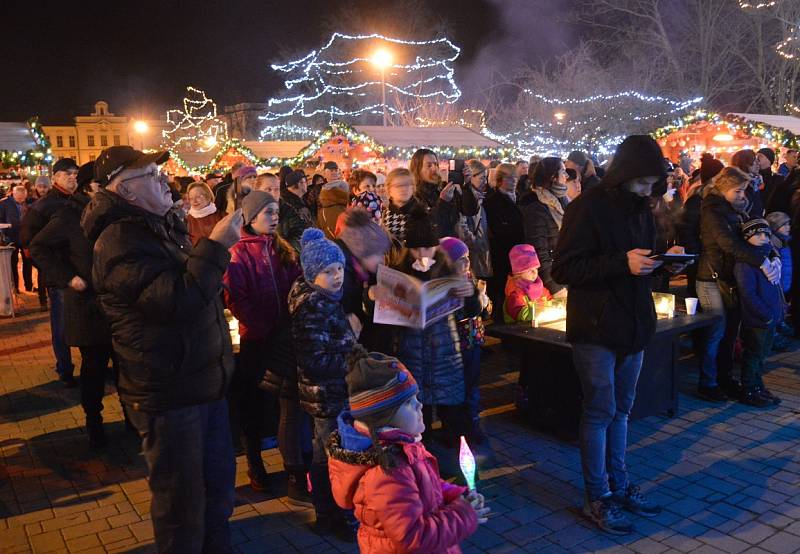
[706,260,738,310]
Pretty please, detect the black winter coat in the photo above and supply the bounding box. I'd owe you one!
[288,278,356,418]
[696,193,766,283]
[766,168,800,216]
[20,188,74,247]
[676,188,704,255]
[484,190,524,286]
[82,190,234,413]
[279,190,315,253]
[520,191,565,295]
[0,197,32,245]
[415,180,479,238]
[552,185,658,354]
[28,193,110,346]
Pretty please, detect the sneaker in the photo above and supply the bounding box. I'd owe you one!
[739,389,772,408]
[59,374,78,388]
[757,387,781,406]
[612,484,662,517]
[583,495,634,535]
[697,385,727,402]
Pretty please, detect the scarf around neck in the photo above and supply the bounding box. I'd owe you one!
[189,202,217,219]
[534,187,565,230]
[506,275,544,301]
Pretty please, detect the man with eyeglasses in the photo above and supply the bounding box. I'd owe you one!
[21,158,80,386]
[82,146,243,552]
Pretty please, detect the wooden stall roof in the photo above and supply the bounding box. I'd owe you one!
[353,125,503,148]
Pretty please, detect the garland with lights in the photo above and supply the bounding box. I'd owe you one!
[0,117,54,169]
[163,86,229,152]
[261,32,462,125]
[651,110,799,149]
[168,138,262,174]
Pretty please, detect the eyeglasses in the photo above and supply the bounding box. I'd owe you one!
[118,168,168,186]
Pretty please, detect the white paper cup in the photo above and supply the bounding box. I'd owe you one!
[685,297,698,315]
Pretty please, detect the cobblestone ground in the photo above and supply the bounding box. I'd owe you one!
[1,291,800,553]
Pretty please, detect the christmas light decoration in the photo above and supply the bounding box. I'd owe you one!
[738,0,781,9]
[260,32,462,125]
[259,122,318,141]
[651,110,799,149]
[163,86,229,152]
[0,118,53,169]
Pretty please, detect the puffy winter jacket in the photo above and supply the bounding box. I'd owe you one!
[327,420,478,554]
[224,233,301,341]
[552,185,659,354]
[28,193,110,346]
[288,278,356,417]
[389,251,465,406]
[82,190,234,413]
[696,193,766,283]
[19,187,73,248]
[734,251,785,329]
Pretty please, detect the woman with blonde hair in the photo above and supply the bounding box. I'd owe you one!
[186,181,224,246]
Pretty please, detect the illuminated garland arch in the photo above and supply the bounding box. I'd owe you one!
[651,110,799,149]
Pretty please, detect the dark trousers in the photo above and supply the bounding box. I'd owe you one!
[740,325,776,389]
[279,396,306,471]
[462,346,482,424]
[48,288,73,378]
[10,246,33,291]
[78,343,113,424]
[127,399,235,554]
[310,415,338,517]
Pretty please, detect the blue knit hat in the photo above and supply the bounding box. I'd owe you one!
[300,227,345,282]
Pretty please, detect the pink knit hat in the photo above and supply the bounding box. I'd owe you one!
[233,165,257,180]
[509,244,540,274]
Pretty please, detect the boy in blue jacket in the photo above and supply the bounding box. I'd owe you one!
[734,218,784,408]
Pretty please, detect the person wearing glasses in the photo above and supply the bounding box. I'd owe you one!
[82,146,244,552]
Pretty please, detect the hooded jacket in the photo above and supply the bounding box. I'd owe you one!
[81,190,233,413]
[317,186,350,239]
[734,246,785,328]
[224,233,301,341]
[288,278,356,417]
[327,417,477,553]
[552,135,665,354]
[28,193,110,346]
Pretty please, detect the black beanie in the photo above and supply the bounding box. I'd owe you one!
[700,156,725,184]
[758,148,776,166]
[600,135,667,188]
[404,204,439,248]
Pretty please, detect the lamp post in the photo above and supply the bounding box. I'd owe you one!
[133,120,149,150]
[371,49,392,127]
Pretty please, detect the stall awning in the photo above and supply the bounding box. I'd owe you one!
[730,113,800,136]
[353,125,503,148]
[0,122,36,152]
[242,140,310,159]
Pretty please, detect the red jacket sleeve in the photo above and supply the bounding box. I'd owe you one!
[367,465,478,553]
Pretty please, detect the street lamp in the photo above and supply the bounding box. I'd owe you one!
[371,48,393,126]
[133,120,149,150]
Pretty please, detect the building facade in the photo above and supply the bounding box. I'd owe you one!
[43,101,168,164]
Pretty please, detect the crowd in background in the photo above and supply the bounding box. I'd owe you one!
[1,138,798,550]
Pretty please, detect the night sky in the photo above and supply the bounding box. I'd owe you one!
[2,0,574,123]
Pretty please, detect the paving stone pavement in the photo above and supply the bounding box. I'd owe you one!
[1,291,800,553]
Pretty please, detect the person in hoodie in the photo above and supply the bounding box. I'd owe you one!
[734,218,784,407]
[553,135,691,535]
[502,244,550,323]
[28,162,114,448]
[20,157,79,386]
[381,167,420,243]
[223,191,305,497]
[288,227,358,541]
[327,347,487,554]
[409,148,478,238]
[317,179,350,239]
[82,146,242,552]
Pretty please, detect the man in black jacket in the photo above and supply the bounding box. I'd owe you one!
[28,162,114,447]
[21,158,79,385]
[279,169,314,253]
[553,136,689,535]
[82,146,243,552]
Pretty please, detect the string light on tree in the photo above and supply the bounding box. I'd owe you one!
[260,32,462,126]
[163,86,229,152]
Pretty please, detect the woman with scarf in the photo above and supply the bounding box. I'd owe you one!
[186,182,225,247]
[731,149,765,219]
[520,157,569,297]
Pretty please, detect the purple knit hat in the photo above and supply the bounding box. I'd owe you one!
[439,237,469,263]
[233,165,257,180]
[509,244,540,274]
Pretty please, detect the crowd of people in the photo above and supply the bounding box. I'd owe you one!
[1,136,797,551]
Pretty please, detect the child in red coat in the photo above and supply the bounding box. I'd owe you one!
[503,243,550,323]
[327,347,489,553]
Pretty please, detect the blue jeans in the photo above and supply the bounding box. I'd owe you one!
[127,399,235,553]
[695,280,726,387]
[462,346,482,424]
[572,343,643,501]
[48,288,73,378]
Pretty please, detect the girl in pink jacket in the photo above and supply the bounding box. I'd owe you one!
[327,347,489,553]
[503,243,550,323]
